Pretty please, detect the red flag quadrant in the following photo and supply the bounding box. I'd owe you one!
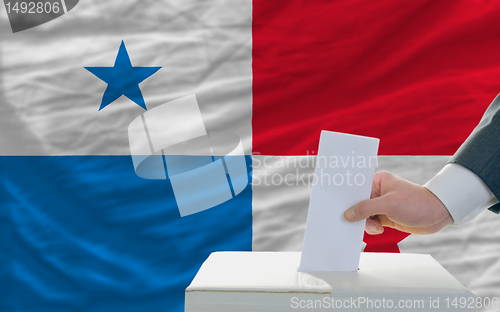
[253,0,500,156]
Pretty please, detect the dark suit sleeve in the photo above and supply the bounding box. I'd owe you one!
[449,93,500,213]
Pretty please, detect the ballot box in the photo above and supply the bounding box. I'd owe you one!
[185,252,476,312]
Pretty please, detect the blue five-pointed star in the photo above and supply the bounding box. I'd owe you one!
[85,41,161,111]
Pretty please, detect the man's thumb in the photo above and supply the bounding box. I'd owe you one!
[344,196,390,222]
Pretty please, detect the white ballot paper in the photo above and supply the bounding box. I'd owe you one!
[299,131,379,272]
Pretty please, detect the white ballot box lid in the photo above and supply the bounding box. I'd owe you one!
[185,252,476,312]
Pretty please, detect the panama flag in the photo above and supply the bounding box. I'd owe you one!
[1,1,500,311]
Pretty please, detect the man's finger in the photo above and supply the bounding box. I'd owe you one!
[370,170,393,199]
[376,214,396,229]
[344,195,395,222]
[365,216,384,234]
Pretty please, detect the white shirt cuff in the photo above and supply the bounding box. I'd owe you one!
[424,163,499,226]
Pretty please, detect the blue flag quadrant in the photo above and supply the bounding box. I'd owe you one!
[0,156,252,312]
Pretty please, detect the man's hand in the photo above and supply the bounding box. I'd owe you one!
[344,171,454,235]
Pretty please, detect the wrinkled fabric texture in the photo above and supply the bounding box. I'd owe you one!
[0,0,252,156]
[0,1,252,311]
[2,1,500,311]
[253,0,500,155]
[0,156,252,312]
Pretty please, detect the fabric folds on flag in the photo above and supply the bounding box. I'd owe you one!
[1,1,500,312]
